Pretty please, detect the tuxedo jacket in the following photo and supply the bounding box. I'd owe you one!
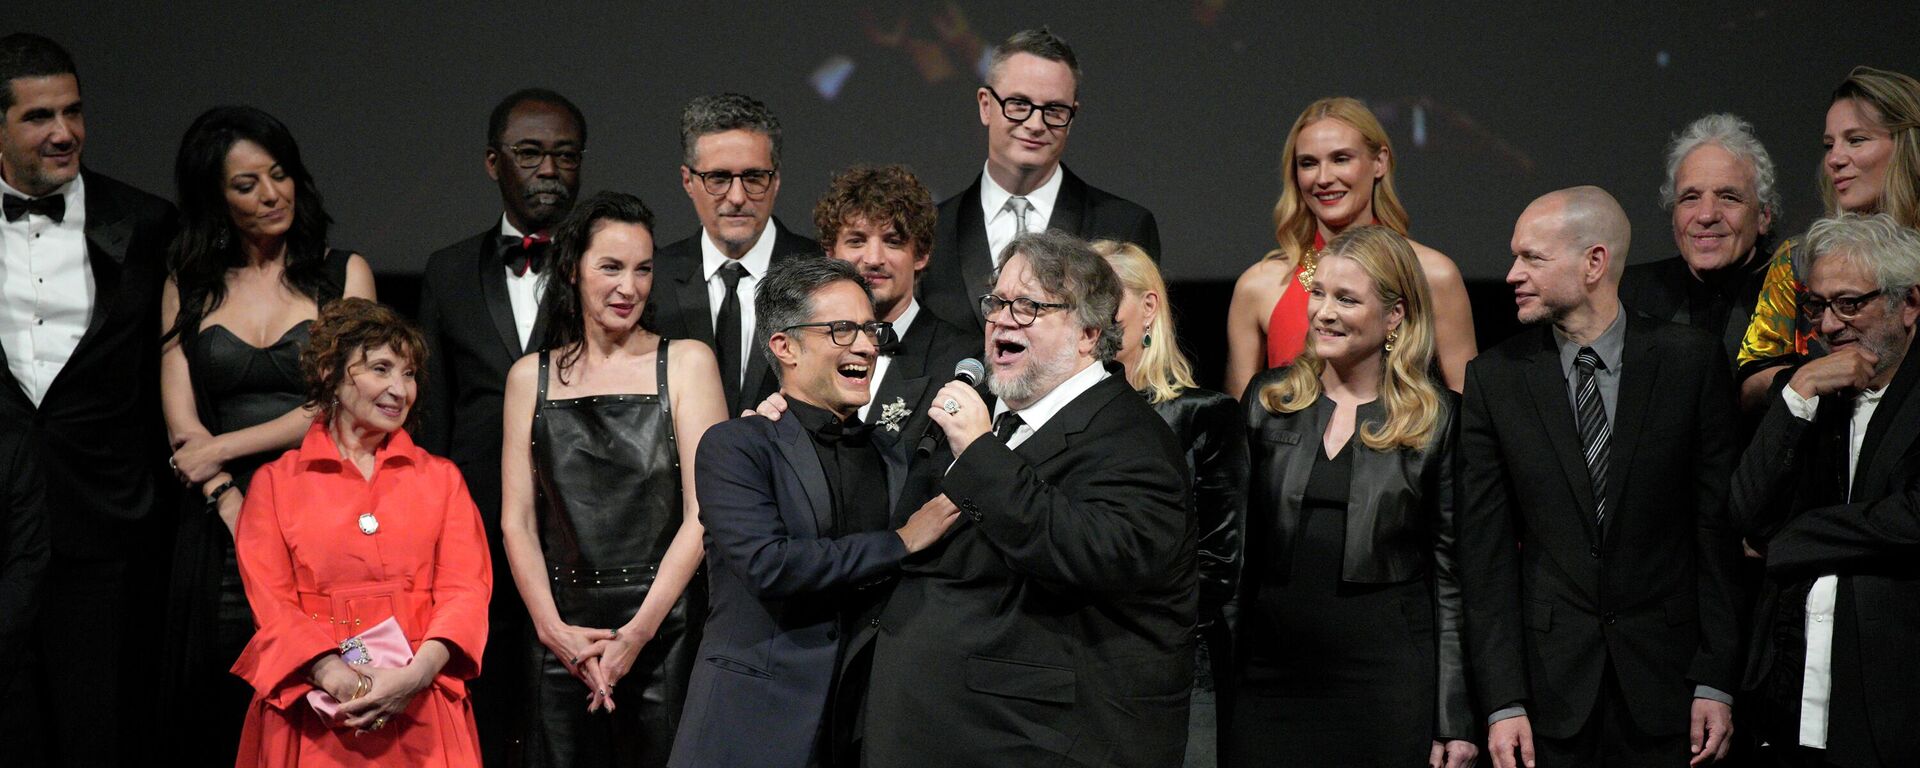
[868,310,978,508]
[671,409,909,768]
[864,369,1194,767]
[921,166,1161,330]
[0,170,174,561]
[416,225,552,532]
[1730,333,1920,766]
[649,218,819,415]
[1455,311,1742,739]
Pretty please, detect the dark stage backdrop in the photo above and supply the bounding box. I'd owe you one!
[10,2,1918,379]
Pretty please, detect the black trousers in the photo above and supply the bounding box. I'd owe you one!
[7,555,134,766]
[1532,664,1689,767]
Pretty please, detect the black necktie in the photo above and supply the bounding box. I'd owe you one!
[3,193,65,223]
[1573,348,1612,528]
[994,412,1025,443]
[715,261,747,390]
[499,232,550,276]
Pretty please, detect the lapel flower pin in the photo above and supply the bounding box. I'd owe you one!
[877,397,909,433]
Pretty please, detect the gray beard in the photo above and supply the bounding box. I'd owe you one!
[988,341,1078,408]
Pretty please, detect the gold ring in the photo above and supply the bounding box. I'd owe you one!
[371,715,389,731]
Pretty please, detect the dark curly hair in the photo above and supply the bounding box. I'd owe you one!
[812,164,936,262]
[536,191,657,382]
[302,298,429,433]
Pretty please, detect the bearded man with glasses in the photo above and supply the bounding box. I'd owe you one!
[920,27,1164,331]
[652,92,821,415]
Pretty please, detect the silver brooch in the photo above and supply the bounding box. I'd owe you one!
[877,397,909,433]
[358,512,380,535]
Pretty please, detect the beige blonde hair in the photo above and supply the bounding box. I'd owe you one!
[1092,240,1196,404]
[1259,226,1441,451]
[1822,66,1920,228]
[1268,97,1411,267]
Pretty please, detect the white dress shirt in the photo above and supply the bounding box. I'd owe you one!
[0,173,92,406]
[1780,383,1883,749]
[499,216,548,351]
[979,161,1063,268]
[990,359,1109,449]
[700,226,775,385]
[858,298,920,423]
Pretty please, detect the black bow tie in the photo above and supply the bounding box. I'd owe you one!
[815,417,874,446]
[3,193,65,223]
[500,232,551,276]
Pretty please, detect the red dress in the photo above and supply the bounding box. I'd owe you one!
[231,421,492,767]
[1264,233,1326,368]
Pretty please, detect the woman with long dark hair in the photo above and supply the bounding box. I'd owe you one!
[500,191,727,766]
[156,105,373,765]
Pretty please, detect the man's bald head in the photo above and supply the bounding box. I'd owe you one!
[1525,185,1633,280]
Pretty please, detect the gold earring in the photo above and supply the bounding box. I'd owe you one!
[1384,330,1398,352]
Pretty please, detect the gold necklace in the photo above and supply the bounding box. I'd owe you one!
[1296,248,1322,289]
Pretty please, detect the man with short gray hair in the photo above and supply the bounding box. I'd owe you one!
[1622,113,1781,369]
[651,92,820,415]
[866,230,1194,766]
[1731,213,1920,767]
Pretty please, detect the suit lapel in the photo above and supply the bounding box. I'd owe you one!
[1603,315,1660,542]
[771,414,833,536]
[878,430,909,525]
[1012,372,1125,467]
[1053,166,1092,237]
[1855,333,1920,498]
[475,232,523,358]
[671,246,716,346]
[72,177,132,352]
[1521,330,1600,543]
[956,176,993,325]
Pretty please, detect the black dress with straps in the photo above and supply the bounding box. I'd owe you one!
[524,341,702,768]
[159,250,349,766]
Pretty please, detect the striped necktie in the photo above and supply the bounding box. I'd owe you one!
[1573,347,1611,528]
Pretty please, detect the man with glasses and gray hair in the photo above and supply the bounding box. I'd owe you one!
[1731,213,1920,767]
[920,27,1162,331]
[674,256,959,768]
[1622,113,1782,369]
[866,230,1193,766]
[652,92,820,415]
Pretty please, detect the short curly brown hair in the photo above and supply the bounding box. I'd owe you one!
[301,297,430,433]
[813,164,936,263]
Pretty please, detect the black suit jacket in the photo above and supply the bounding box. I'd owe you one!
[864,369,1194,767]
[1240,372,1474,740]
[650,218,819,415]
[921,166,1161,330]
[867,308,977,507]
[1730,334,1920,766]
[672,410,909,768]
[0,170,174,560]
[1455,311,1742,739]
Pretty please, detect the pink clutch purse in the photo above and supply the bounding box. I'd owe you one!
[306,616,415,719]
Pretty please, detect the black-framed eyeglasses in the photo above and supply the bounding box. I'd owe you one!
[687,168,777,197]
[979,294,1073,327]
[494,143,584,170]
[1802,289,1886,321]
[781,320,895,347]
[984,86,1076,129]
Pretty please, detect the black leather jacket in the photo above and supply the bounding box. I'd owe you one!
[1239,367,1473,741]
[1149,387,1248,632]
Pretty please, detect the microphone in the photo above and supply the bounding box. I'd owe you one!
[916,358,987,458]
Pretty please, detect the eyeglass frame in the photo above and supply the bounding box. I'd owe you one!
[686,168,778,197]
[492,143,585,170]
[982,86,1077,129]
[1801,288,1887,322]
[779,319,896,347]
[979,294,1074,327]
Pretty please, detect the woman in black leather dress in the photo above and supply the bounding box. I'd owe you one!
[500,192,728,767]
[1095,240,1249,768]
[156,105,375,766]
[1232,226,1476,768]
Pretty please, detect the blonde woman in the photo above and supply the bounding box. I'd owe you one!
[1232,226,1473,767]
[1224,97,1475,399]
[1095,240,1248,766]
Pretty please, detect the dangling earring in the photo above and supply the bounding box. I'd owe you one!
[1142,330,1153,349]
[212,225,231,251]
[1384,330,1398,352]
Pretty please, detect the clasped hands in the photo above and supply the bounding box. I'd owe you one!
[538,622,650,712]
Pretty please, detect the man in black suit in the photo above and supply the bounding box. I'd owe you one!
[416,86,585,766]
[920,28,1161,331]
[866,230,1193,767]
[1730,214,1920,767]
[672,257,959,768]
[1459,186,1743,767]
[816,164,975,503]
[0,33,177,765]
[651,93,819,415]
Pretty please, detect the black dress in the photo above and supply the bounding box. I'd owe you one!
[1229,438,1434,767]
[159,251,348,767]
[524,343,701,768]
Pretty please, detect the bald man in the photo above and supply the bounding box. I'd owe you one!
[1457,187,1744,766]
